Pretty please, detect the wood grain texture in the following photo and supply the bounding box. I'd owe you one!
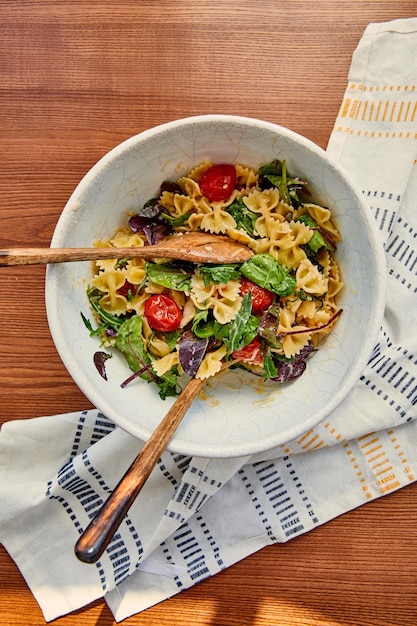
[1,1,417,624]
[0,234,253,266]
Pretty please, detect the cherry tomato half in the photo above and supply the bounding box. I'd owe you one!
[240,276,275,315]
[144,294,182,332]
[232,336,263,363]
[199,164,237,202]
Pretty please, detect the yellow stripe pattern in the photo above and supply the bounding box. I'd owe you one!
[358,432,400,494]
[335,82,417,139]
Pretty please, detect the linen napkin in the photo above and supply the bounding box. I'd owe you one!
[1,17,417,623]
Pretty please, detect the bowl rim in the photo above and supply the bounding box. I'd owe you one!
[46,114,387,457]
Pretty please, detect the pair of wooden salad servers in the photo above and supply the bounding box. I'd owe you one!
[0,232,253,266]
[0,231,252,562]
[0,232,251,561]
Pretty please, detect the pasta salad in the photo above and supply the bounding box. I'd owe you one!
[84,159,343,399]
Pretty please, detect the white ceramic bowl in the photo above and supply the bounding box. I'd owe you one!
[46,115,386,458]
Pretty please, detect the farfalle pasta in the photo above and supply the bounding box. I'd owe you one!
[85,159,343,399]
[190,271,242,324]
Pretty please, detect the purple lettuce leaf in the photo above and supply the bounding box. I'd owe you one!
[258,308,281,347]
[178,331,209,377]
[143,222,171,245]
[93,351,112,380]
[271,342,315,383]
[128,202,172,245]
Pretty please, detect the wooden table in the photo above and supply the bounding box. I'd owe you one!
[1,2,416,624]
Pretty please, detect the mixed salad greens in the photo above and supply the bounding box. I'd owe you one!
[83,159,342,399]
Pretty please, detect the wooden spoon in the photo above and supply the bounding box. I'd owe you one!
[75,376,205,564]
[0,232,253,266]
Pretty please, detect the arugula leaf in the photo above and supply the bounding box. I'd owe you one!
[258,159,306,206]
[216,293,259,353]
[261,159,291,205]
[156,368,181,400]
[81,311,95,332]
[227,198,258,236]
[240,254,296,297]
[295,289,309,301]
[262,347,279,379]
[258,160,283,178]
[190,305,259,348]
[146,262,191,291]
[163,329,183,350]
[114,258,129,269]
[191,310,216,338]
[81,311,107,337]
[198,264,241,287]
[296,214,335,253]
[87,286,126,330]
[161,211,193,227]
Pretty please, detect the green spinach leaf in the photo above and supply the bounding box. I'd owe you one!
[116,316,181,398]
[240,254,296,297]
[191,310,215,338]
[116,316,152,378]
[146,262,192,291]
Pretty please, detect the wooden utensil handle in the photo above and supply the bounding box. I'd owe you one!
[0,247,146,266]
[74,377,204,564]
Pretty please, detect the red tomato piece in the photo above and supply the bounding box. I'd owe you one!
[232,336,263,363]
[199,164,237,202]
[240,276,275,315]
[144,294,182,331]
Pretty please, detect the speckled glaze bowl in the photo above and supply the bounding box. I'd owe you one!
[45,115,386,457]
